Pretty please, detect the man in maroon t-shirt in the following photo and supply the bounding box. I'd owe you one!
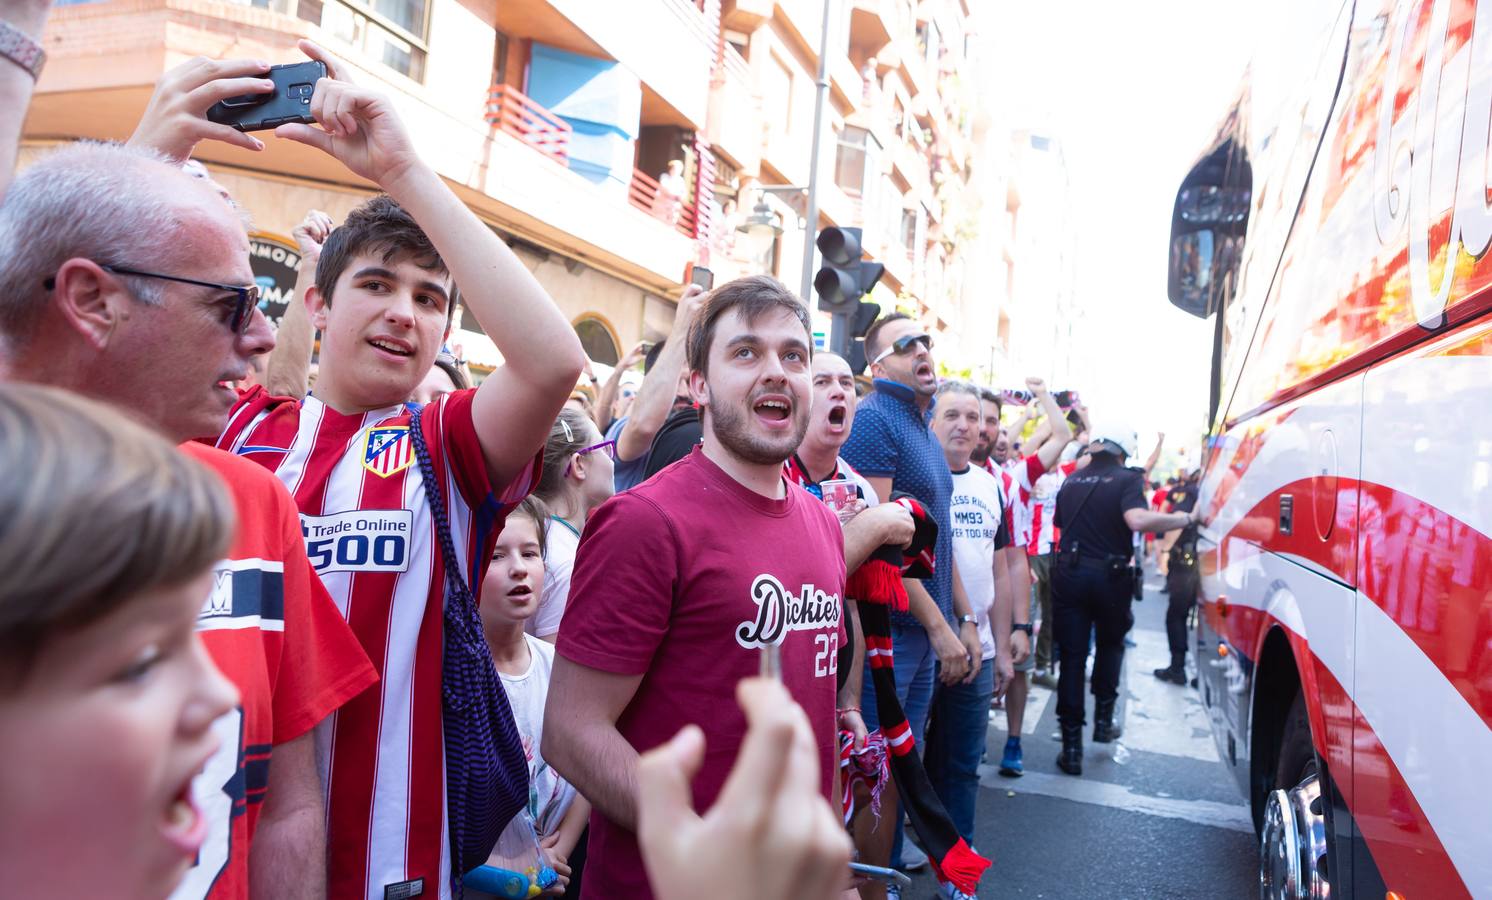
[545,275,862,899]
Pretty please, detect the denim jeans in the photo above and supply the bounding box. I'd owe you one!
[924,658,996,843]
[861,620,937,862]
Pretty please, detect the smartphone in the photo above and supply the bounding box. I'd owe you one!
[849,862,911,888]
[207,60,327,132]
[685,263,714,291]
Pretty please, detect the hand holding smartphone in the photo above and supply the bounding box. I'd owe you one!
[685,263,714,292]
[208,60,327,132]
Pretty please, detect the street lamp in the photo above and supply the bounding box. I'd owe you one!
[734,197,782,260]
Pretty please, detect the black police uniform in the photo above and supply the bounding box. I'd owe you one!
[1157,477,1202,683]
[1051,451,1148,773]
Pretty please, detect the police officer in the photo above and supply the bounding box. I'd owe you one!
[1155,469,1203,685]
[1051,422,1197,775]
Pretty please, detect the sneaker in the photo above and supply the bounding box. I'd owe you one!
[886,884,902,900]
[898,841,929,872]
[939,883,978,900]
[999,736,1024,777]
[1032,670,1058,689]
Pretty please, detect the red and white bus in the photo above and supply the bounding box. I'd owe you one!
[1169,0,1492,896]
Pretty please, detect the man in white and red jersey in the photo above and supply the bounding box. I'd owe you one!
[0,134,377,898]
[1027,446,1083,686]
[544,278,862,899]
[215,42,586,899]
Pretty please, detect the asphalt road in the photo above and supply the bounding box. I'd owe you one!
[901,568,1258,899]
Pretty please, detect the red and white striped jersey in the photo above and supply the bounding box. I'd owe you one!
[217,386,537,900]
[1001,455,1048,553]
[1028,460,1080,556]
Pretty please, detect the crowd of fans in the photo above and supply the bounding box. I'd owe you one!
[0,19,1189,900]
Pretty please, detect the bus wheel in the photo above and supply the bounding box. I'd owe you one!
[1259,694,1329,899]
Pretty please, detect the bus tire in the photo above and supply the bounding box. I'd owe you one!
[1259,693,1331,899]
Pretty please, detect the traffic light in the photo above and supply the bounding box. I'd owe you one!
[813,226,884,366]
[813,227,885,314]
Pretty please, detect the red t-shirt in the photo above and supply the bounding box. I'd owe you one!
[557,448,848,900]
[175,442,377,899]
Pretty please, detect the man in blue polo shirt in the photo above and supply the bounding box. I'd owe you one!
[841,312,981,881]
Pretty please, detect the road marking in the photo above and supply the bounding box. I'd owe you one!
[989,680,1053,736]
[978,766,1254,834]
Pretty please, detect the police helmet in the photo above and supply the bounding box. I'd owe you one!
[1088,419,1138,459]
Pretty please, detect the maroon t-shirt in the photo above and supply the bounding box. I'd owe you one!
[557,447,848,899]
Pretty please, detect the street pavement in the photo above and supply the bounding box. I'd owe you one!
[900,568,1257,899]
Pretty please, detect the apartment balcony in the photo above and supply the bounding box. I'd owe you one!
[627,168,698,241]
[486,84,571,165]
[722,0,772,32]
[527,0,715,130]
[849,0,912,54]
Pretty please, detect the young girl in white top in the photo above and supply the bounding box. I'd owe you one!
[528,408,616,641]
[480,497,591,894]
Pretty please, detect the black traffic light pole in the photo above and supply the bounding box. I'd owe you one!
[799,0,834,305]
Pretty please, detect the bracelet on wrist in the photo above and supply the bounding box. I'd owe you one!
[836,706,861,716]
[0,20,46,81]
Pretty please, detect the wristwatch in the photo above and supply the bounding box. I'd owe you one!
[958,614,977,627]
[1012,623,1033,636]
[0,20,45,81]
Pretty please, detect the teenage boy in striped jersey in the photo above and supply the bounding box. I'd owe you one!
[215,40,585,900]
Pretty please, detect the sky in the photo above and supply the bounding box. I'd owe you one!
[983,0,1286,467]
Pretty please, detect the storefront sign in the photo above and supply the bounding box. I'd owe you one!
[249,232,302,325]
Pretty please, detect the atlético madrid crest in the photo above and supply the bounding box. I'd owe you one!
[362,425,414,478]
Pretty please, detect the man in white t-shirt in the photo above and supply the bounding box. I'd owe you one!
[922,381,1023,871]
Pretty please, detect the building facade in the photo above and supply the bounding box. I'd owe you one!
[24,0,988,371]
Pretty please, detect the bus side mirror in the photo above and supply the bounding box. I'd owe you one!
[1167,181,1249,318]
[1169,230,1216,317]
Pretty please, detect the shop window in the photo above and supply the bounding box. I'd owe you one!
[573,317,619,366]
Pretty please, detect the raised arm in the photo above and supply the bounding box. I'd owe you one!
[616,286,705,462]
[1028,377,1073,471]
[595,341,645,434]
[1140,432,1165,478]
[263,210,333,399]
[274,40,584,487]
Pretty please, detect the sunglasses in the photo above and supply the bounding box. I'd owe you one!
[45,264,260,335]
[871,332,933,366]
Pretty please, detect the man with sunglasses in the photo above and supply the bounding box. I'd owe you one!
[840,312,984,876]
[0,134,378,900]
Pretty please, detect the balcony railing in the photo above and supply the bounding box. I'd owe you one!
[628,168,698,239]
[486,84,571,165]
